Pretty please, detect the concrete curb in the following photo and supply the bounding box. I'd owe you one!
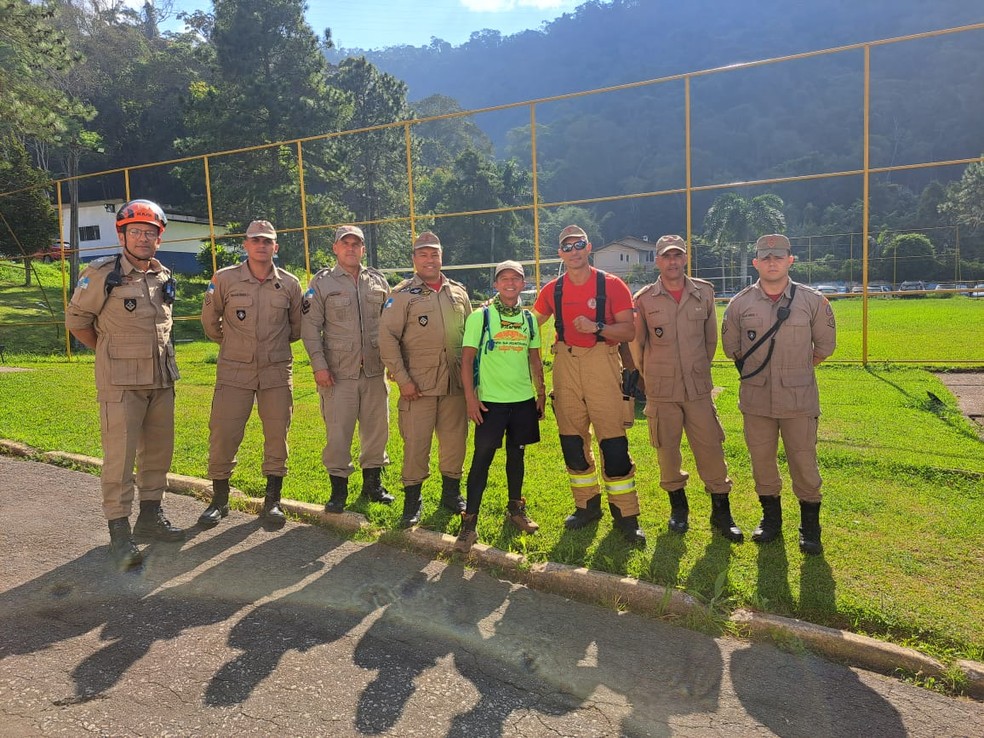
[3,439,981,700]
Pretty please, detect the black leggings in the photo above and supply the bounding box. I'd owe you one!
[465,443,525,515]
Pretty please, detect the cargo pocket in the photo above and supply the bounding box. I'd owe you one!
[407,353,440,392]
[108,334,154,385]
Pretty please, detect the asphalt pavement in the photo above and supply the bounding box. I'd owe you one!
[1,456,981,737]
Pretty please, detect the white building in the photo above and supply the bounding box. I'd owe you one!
[59,200,222,274]
[591,236,656,279]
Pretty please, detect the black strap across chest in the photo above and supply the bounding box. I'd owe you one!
[554,270,607,344]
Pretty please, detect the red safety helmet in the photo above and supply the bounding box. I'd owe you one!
[116,199,167,233]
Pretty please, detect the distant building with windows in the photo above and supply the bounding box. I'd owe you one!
[591,235,656,279]
[58,200,223,274]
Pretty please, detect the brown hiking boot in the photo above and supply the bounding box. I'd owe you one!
[454,513,478,553]
[506,497,539,533]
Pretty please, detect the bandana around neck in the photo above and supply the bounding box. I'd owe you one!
[493,293,522,317]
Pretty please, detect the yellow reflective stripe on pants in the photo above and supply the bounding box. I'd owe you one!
[569,473,598,488]
[605,478,636,495]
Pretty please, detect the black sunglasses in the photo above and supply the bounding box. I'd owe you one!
[560,239,588,253]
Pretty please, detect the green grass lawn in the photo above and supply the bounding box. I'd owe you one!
[2,262,983,666]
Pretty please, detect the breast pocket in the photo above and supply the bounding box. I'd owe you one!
[738,316,765,353]
[328,293,352,323]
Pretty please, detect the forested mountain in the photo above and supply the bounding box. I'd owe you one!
[329,0,984,277]
[2,0,982,287]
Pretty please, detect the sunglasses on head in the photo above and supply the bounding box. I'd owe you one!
[560,239,588,253]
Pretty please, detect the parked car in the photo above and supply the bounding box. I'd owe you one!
[933,283,971,297]
[814,284,840,295]
[898,280,926,297]
[850,284,893,296]
[971,284,984,298]
[31,241,69,262]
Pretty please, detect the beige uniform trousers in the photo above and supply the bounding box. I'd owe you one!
[742,414,822,502]
[99,387,175,520]
[207,384,293,479]
[397,393,467,485]
[646,397,732,494]
[319,373,390,478]
[552,342,639,516]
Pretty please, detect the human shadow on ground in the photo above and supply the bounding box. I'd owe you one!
[0,518,260,664]
[730,641,907,738]
[477,580,725,737]
[799,553,836,621]
[756,538,795,613]
[203,542,426,707]
[69,524,340,700]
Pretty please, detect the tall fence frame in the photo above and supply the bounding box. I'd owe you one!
[2,21,983,364]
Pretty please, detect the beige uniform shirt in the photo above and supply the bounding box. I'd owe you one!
[634,276,717,404]
[722,280,836,418]
[378,273,472,395]
[201,261,301,389]
[301,263,390,380]
[66,254,179,399]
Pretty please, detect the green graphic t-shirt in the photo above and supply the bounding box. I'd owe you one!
[462,304,540,403]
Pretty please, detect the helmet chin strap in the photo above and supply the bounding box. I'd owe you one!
[123,243,152,268]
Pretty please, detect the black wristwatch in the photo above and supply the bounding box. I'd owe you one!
[594,321,605,336]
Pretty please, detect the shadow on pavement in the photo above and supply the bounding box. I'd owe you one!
[730,641,906,738]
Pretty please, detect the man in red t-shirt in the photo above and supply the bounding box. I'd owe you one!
[533,225,645,544]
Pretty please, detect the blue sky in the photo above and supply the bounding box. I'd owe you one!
[162,0,583,50]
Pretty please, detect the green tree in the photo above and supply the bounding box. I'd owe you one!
[0,0,87,141]
[418,149,531,293]
[330,57,412,268]
[177,0,351,264]
[702,193,786,291]
[881,232,936,283]
[412,94,493,170]
[940,157,984,233]
[0,135,58,285]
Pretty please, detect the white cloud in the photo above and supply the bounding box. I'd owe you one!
[460,0,572,12]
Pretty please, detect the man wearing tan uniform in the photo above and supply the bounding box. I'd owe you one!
[302,225,393,513]
[631,235,743,542]
[198,220,302,530]
[722,234,836,555]
[533,225,645,545]
[66,199,183,570]
[379,231,472,526]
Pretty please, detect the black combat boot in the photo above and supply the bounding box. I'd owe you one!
[609,503,647,545]
[563,494,603,530]
[400,484,423,528]
[198,478,230,528]
[454,513,478,553]
[709,494,744,543]
[361,467,394,504]
[440,475,466,513]
[261,476,286,527]
[108,518,143,570]
[667,489,689,534]
[751,495,782,543]
[133,500,185,542]
[324,475,349,514]
[798,501,823,556]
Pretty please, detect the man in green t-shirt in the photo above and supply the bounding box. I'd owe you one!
[456,261,546,553]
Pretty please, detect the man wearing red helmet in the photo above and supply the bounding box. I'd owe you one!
[66,198,184,570]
